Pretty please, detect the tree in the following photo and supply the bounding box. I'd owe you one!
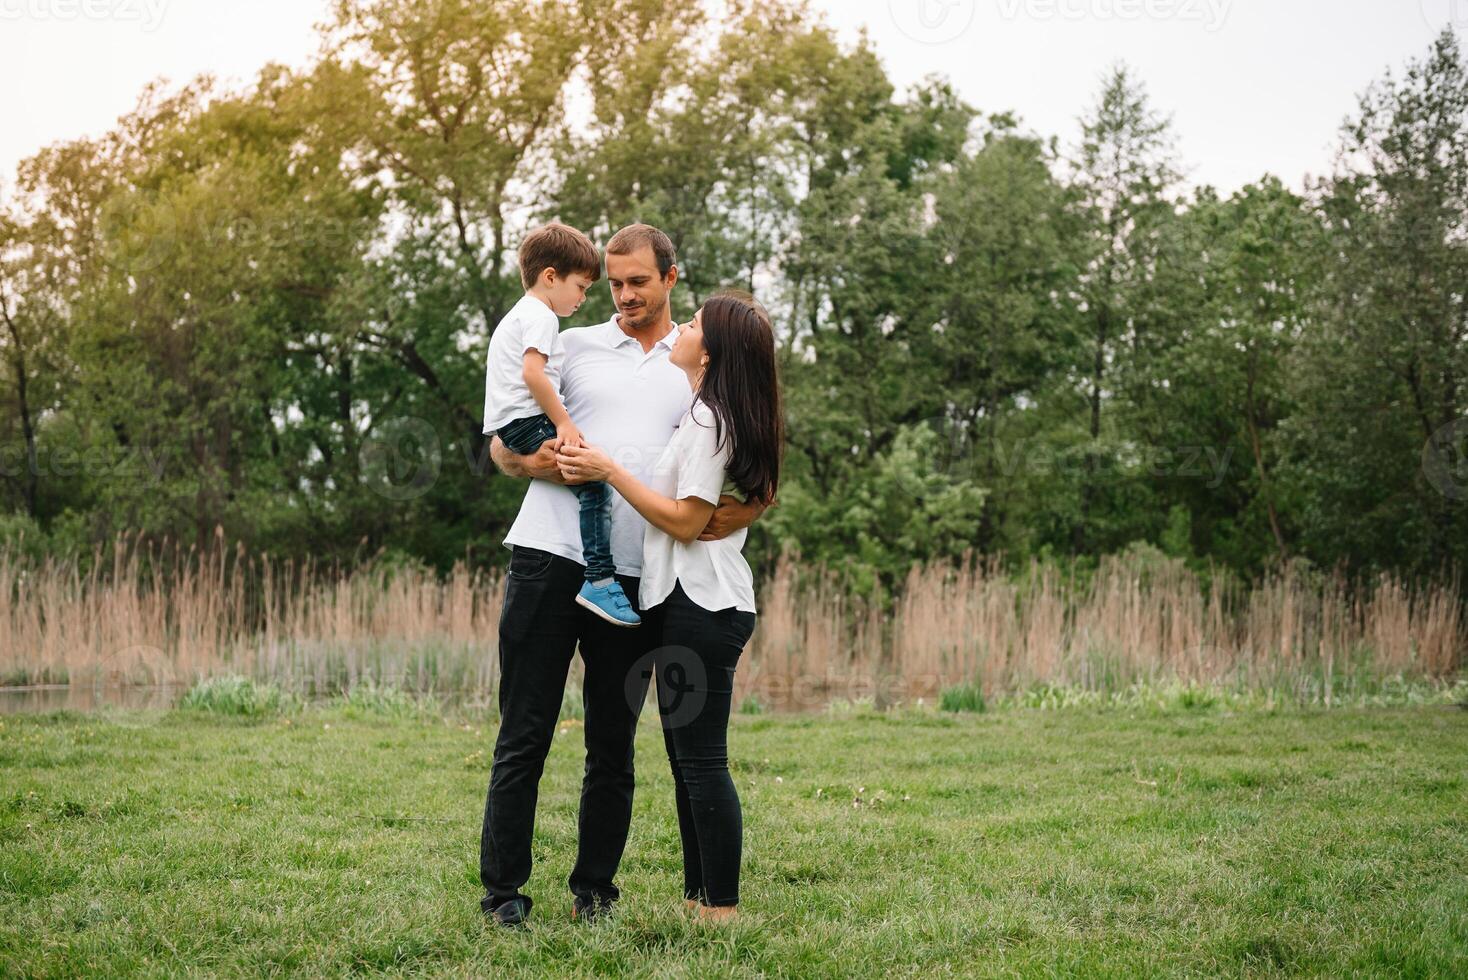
[923,117,1083,553]
[1068,65,1183,555]
[1142,178,1316,572]
[1286,29,1468,574]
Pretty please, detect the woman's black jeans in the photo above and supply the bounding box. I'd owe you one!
[644,581,757,908]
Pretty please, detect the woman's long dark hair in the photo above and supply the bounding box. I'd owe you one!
[694,290,783,506]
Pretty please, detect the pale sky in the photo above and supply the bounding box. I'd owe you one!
[0,0,1459,196]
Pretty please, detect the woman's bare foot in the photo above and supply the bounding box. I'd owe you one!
[696,905,739,924]
[684,899,699,913]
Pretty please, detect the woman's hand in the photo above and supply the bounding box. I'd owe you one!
[556,443,616,484]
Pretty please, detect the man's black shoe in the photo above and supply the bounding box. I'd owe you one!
[571,895,614,924]
[488,897,531,928]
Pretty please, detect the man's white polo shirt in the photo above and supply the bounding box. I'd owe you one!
[502,315,692,577]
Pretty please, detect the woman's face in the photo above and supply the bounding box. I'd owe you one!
[670,307,708,374]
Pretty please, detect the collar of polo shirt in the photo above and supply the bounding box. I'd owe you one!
[605,315,677,351]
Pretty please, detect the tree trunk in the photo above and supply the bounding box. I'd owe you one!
[1,303,38,517]
[1075,303,1108,553]
[1243,356,1287,561]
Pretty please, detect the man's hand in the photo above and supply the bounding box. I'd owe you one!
[697,495,769,541]
[489,434,566,484]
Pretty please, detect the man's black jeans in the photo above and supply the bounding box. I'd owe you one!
[479,546,655,915]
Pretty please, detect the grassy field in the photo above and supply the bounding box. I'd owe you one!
[2,701,1466,977]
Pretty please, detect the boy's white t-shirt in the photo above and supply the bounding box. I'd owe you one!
[639,401,757,615]
[482,294,563,434]
[503,316,693,576]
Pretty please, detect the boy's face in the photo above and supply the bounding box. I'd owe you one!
[607,246,677,332]
[543,269,594,318]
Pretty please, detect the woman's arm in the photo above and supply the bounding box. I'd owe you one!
[556,445,715,544]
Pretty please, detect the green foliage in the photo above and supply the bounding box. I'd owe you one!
[178,676,289,717]
[559,680,585,722]
[938,683,986,713]
[333,680,424,719]
[0,3,1465,589]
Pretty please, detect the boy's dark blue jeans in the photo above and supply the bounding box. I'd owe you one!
[497,414,615,582]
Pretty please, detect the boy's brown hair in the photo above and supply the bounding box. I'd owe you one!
[518,223,601,290]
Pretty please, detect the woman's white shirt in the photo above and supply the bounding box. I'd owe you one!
[639,401,757,615]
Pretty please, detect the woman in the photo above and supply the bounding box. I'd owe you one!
[557,289,782,923]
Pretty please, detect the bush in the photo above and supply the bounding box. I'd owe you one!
[179,676,287,717]
[739,694,767,715]
[560,680,585,721]
[940,683,986,714]
[335,680,423,719]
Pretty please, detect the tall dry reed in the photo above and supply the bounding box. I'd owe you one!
[2,536,1462,706]
[0,532,503,693]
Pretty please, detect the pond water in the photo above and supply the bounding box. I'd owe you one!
[0,685,498,716]
[0,681,903,716]
[0,685,190,714]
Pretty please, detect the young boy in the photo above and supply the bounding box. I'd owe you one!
[482,223,640,627]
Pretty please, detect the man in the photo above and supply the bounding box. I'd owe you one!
[479,223,765,927]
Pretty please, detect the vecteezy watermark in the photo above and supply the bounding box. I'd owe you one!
[96,203,374,277]
[623,646,709,728]
[1422,416,1468,501]
[97,194,176,276]
[0,0,169,30]
[889,416,1236,504]
[888,0,976,45]
[92,643,170,685]
[0,443,171,483]
[738,666,947,712]
[360,417,442,502]
[1420,0,1468,35]
[995,0,1232,31]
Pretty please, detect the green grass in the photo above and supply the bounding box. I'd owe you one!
[1,703,1466,977]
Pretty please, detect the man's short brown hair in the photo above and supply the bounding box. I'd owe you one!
[606,223,677,278]
[518,223,601,290]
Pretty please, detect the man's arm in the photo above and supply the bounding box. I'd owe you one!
[696,494,770,541]
[490,434,569,484]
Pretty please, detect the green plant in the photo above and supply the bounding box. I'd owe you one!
[739,694,767,715]
[334,681,423,719]
[939,683,986,714]
[178,676,287,717]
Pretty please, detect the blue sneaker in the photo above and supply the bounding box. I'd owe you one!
[576,579,641,628]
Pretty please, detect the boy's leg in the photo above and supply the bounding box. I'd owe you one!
[571,481,616,582]
[567,571,656,907]
[480,546,585,915]
[497,415,558,456]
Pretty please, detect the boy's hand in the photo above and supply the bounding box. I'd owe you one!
[555,422,584,451]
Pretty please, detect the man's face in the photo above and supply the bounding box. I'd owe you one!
[606,246,676,331]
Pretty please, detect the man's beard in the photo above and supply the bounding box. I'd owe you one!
[619,295,665,330]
